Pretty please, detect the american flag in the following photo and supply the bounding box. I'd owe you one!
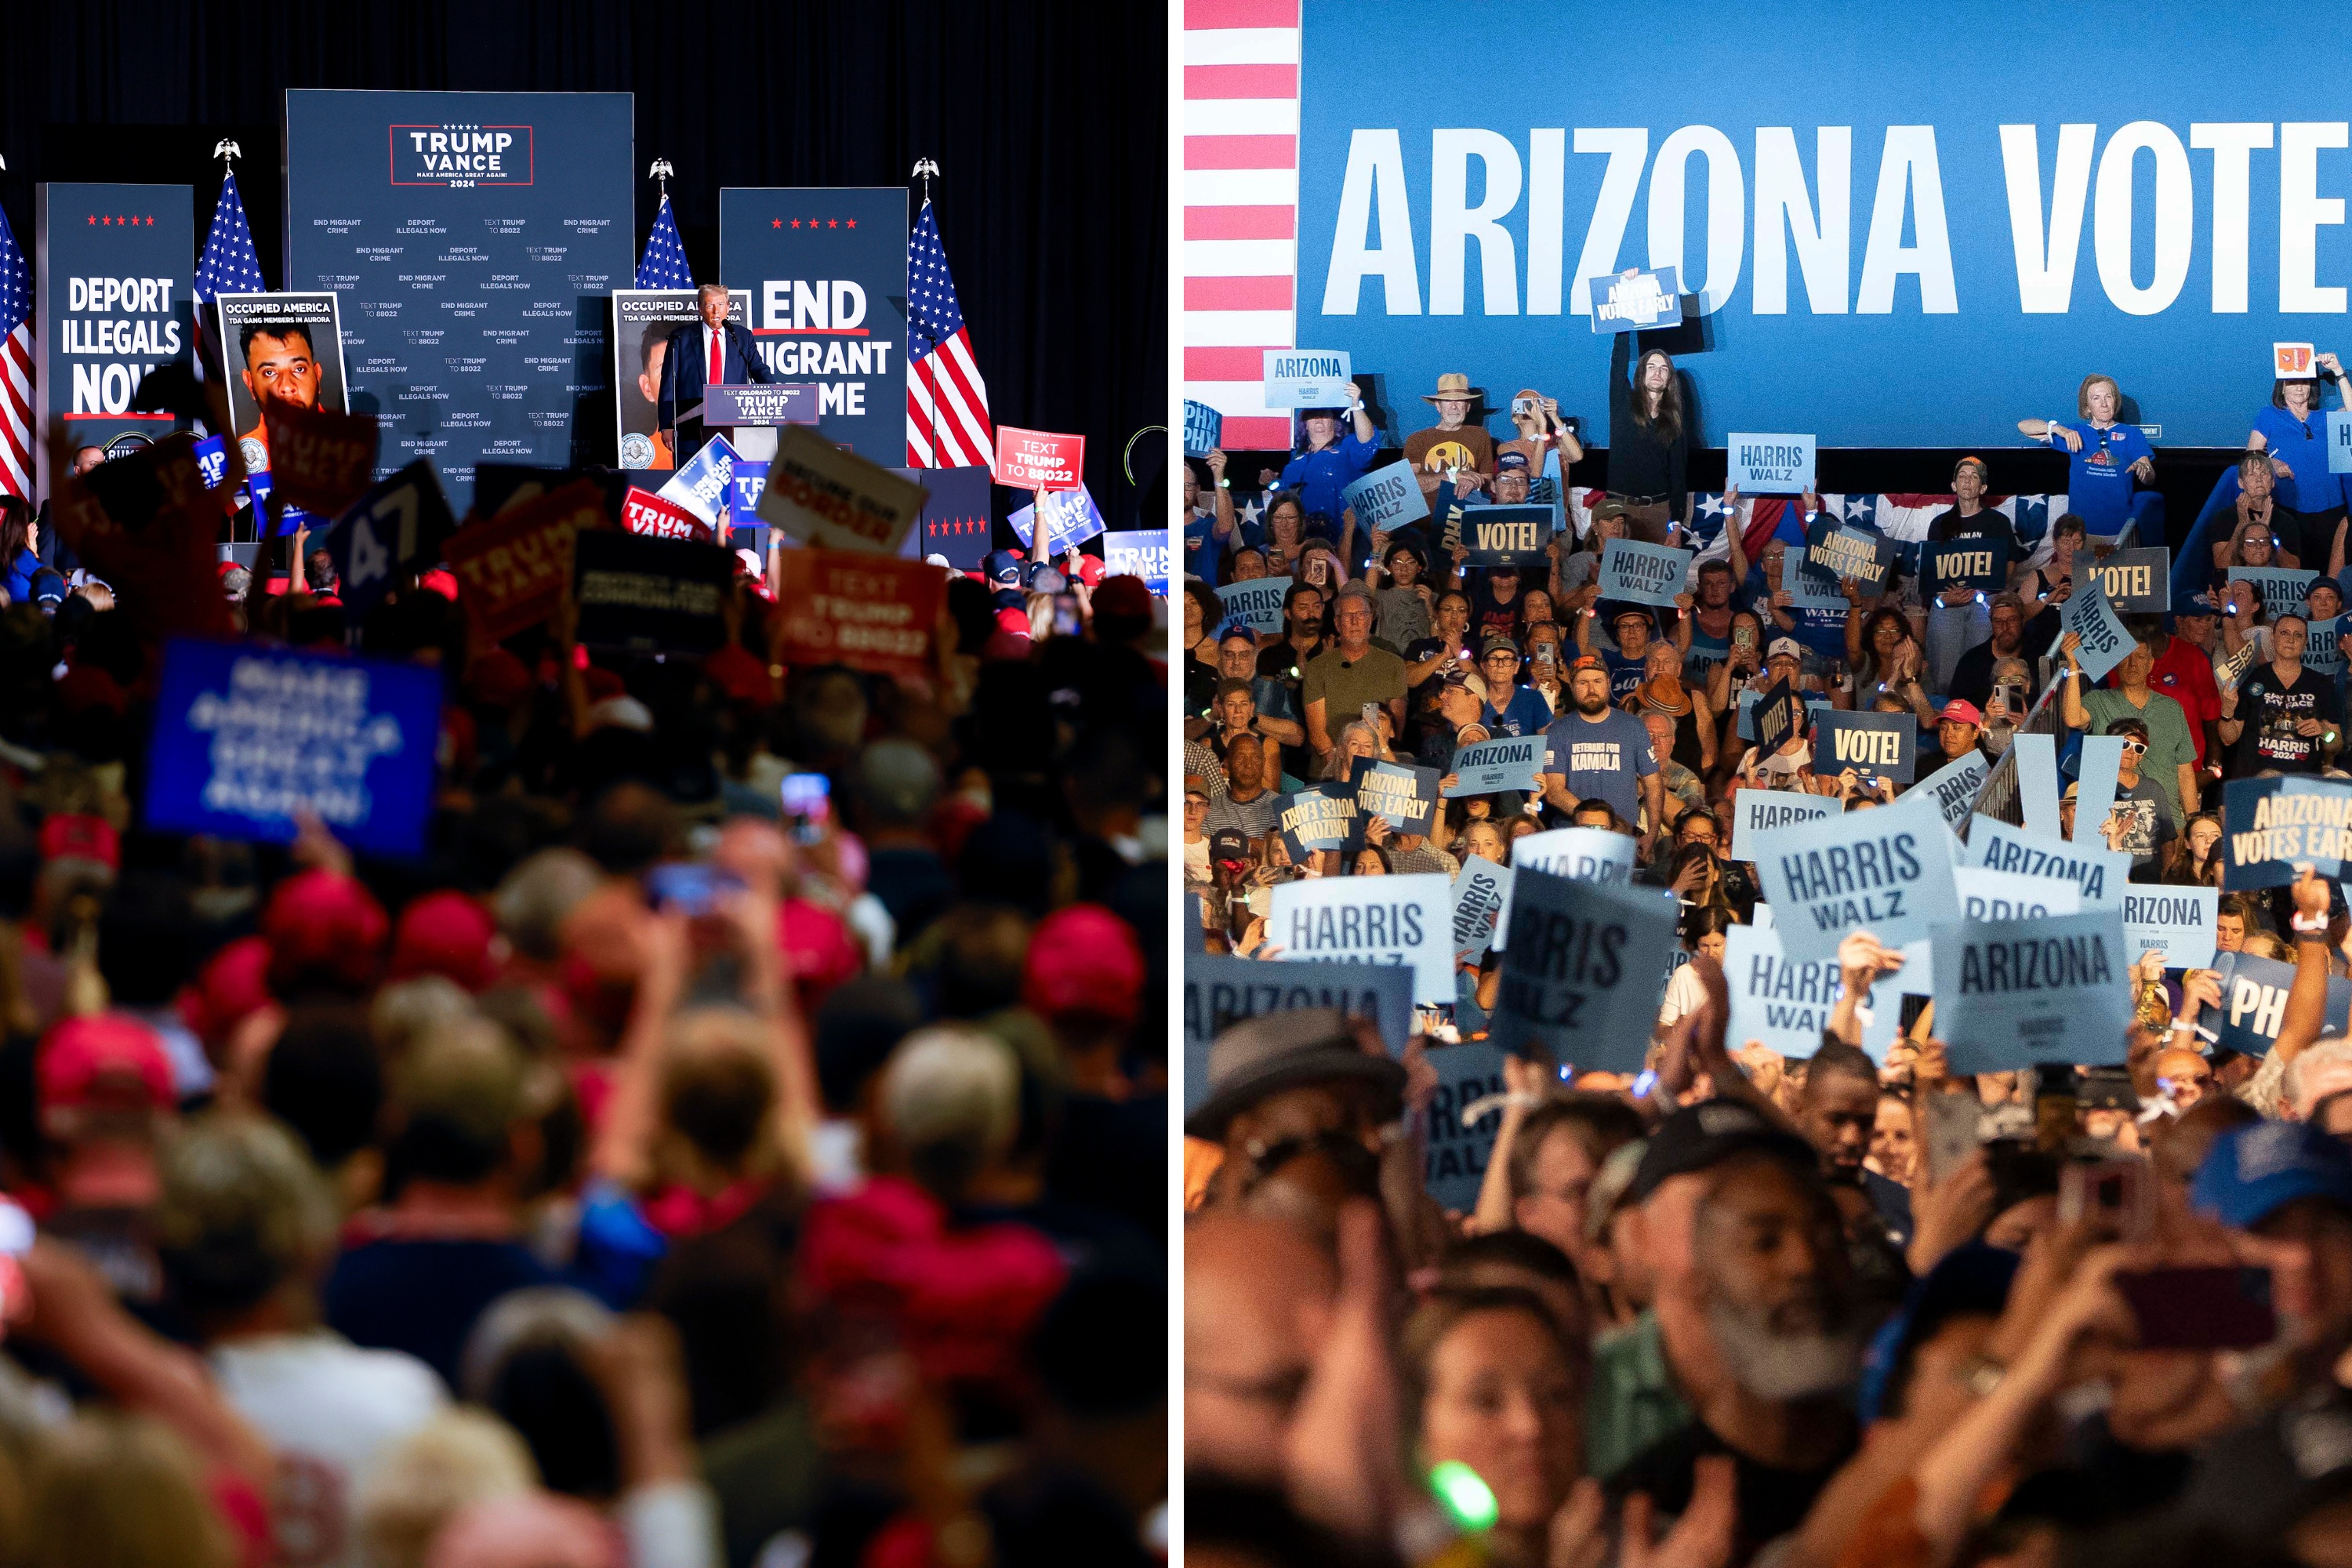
[904,199,991,468]
[193,169,263,302]
[636,194,693,289]
[0,201,28,500]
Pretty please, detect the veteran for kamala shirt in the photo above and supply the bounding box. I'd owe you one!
[1542,706,1658,825]
[2232,662,2343,775]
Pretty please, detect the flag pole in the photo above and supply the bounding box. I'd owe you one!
[912,158,938,207]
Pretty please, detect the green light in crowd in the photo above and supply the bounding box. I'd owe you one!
[1429,1461,1497,1532]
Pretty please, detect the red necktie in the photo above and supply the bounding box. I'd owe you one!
[708,328,723,387]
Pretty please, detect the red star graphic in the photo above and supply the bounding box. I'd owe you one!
[789,219,800,228]
[144,216,154,225]
[771,219,781,229]
[847,220,856,229]
[100,216,110,226]
[827,219,839,229]
[85,216,94,225]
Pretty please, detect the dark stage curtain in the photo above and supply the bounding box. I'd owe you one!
[2,1,1168,525]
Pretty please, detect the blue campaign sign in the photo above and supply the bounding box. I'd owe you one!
[1748,785,1960,964]
[1445,734,1544,797]
[1967,815,2129,910]
[1101,529,1170,595]
[2122,884,2218,970]
[1342,459,1431,532]
[1926,537,2008,597]
[1596,538,1693,607]
[1751,676,1803,755]
[1931,911,2134,1075]
[1954,866,2081,921]
[657,432,740,528]
[1216,575,1294,636]
[34,183,196,488]
[1722,923,1844,1058]
[1262,348,1353,408]
[1585,266,1684,333]
[1726,432,1816,494]
[321,460,457,614]
[143,639,443,858]
[2307,613,2347,681]
[1915,749,1991,832]
[285,93,632,510]
[1007,484,1109,553]
[2221,775,2352,889]
[1730,789,1835,858]
[1276,784,1359,858]
[2203,951,2352,1057]
[2059,569,2135,683]
[1351,756,1440,835]
[1734,684,1834,741]
[2332,410,2352,476]
[1450,856,1514,962]
[1424,1038,1511,1214]
[1275,5,2352,448]
[1805,518,1896,596]
[1183,399,1223,458]
[2229,565,2321,619]
[729,460,768,530]
[1813,709,1916,783]
[1270,873,1456,1004]
[1181,954,1416,1113]
[1488,870,1679,1070]
[1511,826,1636,884]
[717,187,909,468]
[193,435,230,491]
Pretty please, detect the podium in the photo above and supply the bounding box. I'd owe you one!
[698,383,820,462]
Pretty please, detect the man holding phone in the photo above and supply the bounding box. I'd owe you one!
[1947,591,2038,715]
[1301,583,1406,772]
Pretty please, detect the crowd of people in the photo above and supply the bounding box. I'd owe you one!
[1181,343,2352,1567]
[0,383,1169,1568]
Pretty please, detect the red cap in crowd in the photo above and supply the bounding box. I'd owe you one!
[263,869,390,993]
[38,813,118,872]
[703,642,774,706]
[1023,904,1144,1026]
[417,568,460,601]
[38,1014,174,1116]
[780,896,862,1005]
[467,648,536,710]
[1073,554,1106,587]
[1094,575,1153,621]
[180,935,274,1049]
[388,890,500,992]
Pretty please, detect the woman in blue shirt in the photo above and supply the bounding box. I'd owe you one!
[0,498,36,604]
[2016,375,2158,544]
[1265,380,1378,566]
[2247,350,2352,574]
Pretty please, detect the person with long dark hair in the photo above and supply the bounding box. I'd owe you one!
[1606,332,1688,544]
[2247,350,2352,573]
[0,497,36,604]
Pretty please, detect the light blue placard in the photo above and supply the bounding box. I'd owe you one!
[1183,399,1223,458]
[1931,911,2134,1075]
[2332,409,2352,476]
[1446,734,1544,797]
[1423,1038,1510,1214]
[1722,923,1843,1058]
[1914,749,1991,832]
[1214,575,1294,636]
[1586,265,1682,334]
[1747,785,1960,965]
[1596,538,1695,607]
[1487,870,1679,1071]
[2059,569,2134,683]
[2122,884,2218,971]
[1726,432,1817,495]
[1008,483,1108,552]
[1782,559,1852,615]
[2012,733,2063,839]
[1181,955,1417,1113]
[1954,866,2081,921]
[1511,826,1636,884]
[2307,612,2347,679]
[1270,873,1455,1005]
[1101,529,1170,596]
[2070,735,2128,847]
[1730,789,1836,858]
[1261,348,1353,409]
[1343,459,1431,532]
[1966,815,2129,911]
[2228,565,2321,619]
[1451,857,1515,962]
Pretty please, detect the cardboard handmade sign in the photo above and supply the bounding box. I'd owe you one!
[1486,869,1679,1071]
[1930,910,2134,1075]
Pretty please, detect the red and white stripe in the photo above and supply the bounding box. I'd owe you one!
[908,325,992,469]
[1182,0,1301,452]
[0,325,29,500]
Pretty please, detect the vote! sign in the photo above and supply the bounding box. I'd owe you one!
[2085,547,2169,613]
[1215,575,1293,637]
[1968,815,2129,910]
[1930,910,2134,1075]
[260,401,380,517]
[1487,869,1679,1070]
[1459,504,1554,570]
[2221,775,2352,889]
[1261,348,1352,408]
[444,479,609,641]
[1731,789,1835,858]
[1342,459,1431,532]
[1445,734,1544,797]
[1595,538,1693,607]
[773,549,946,682]
[620,486,715,544]
[2122,884,2219,970]
[1925,537,2008,597]
[992,426,1085,490]
[321,461,457,615]
[1726,432,1816,494]
[1747,786,1961,964]
[1587,266,1683,333]
[1814,709,1916,782]
[1269,873,1454,1004]
[143,638,443,859]
[1752,676,1804,756]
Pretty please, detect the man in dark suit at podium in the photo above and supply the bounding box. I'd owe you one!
[656,282,774,464]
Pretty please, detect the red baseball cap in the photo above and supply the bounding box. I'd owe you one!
[38,813,118,872]
[993,606,1032,639]
[780,896,862,1004]
[1094,576,1153,621]
[417,568,460,601]
[180,935,274,1048]
[388,890,500,992]
[263,870,390,993]
[702,642,774,706]
[1073,555,1106,588]
[38,1014,174,1115]
[1023,905,1144,1026]
[1938,699,1984,727]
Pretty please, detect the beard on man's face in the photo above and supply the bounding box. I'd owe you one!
[1704,1285,1862,1403]
[1573,688,1610,716]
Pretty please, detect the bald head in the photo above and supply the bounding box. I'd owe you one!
[1184,1210,1337,1483]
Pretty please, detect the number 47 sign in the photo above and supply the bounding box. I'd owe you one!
[321,461,457,615]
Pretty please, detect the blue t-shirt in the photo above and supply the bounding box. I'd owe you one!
[1602,648,1648,704]
[2056,421,2154,538]
[1277,430,1381,535]
[1541,707,1659,826]
[1483,684,1554,739]
[1183,510,1224,587]
[2252,404,2341,514]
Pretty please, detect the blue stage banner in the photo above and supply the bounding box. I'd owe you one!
[143,639,443,858]
[34,183,195,490]
[1277,2,2352,447]
[284,90,634,511]
[717,187,909,468]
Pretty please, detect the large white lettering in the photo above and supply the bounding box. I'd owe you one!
[1857,126,1957,314]
[1431,128,1522,315]
[2095,121,2193,316]
[1570,127,1647,317]
[2191,122,2273,313]
[1647,125,1744,315]
[1322,129,1421,316]
[2281,121,2349,314]
[1752,126,1849,315]
[1999,123,2095,313]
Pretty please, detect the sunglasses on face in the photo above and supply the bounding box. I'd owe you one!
[2121,739,2147,756]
